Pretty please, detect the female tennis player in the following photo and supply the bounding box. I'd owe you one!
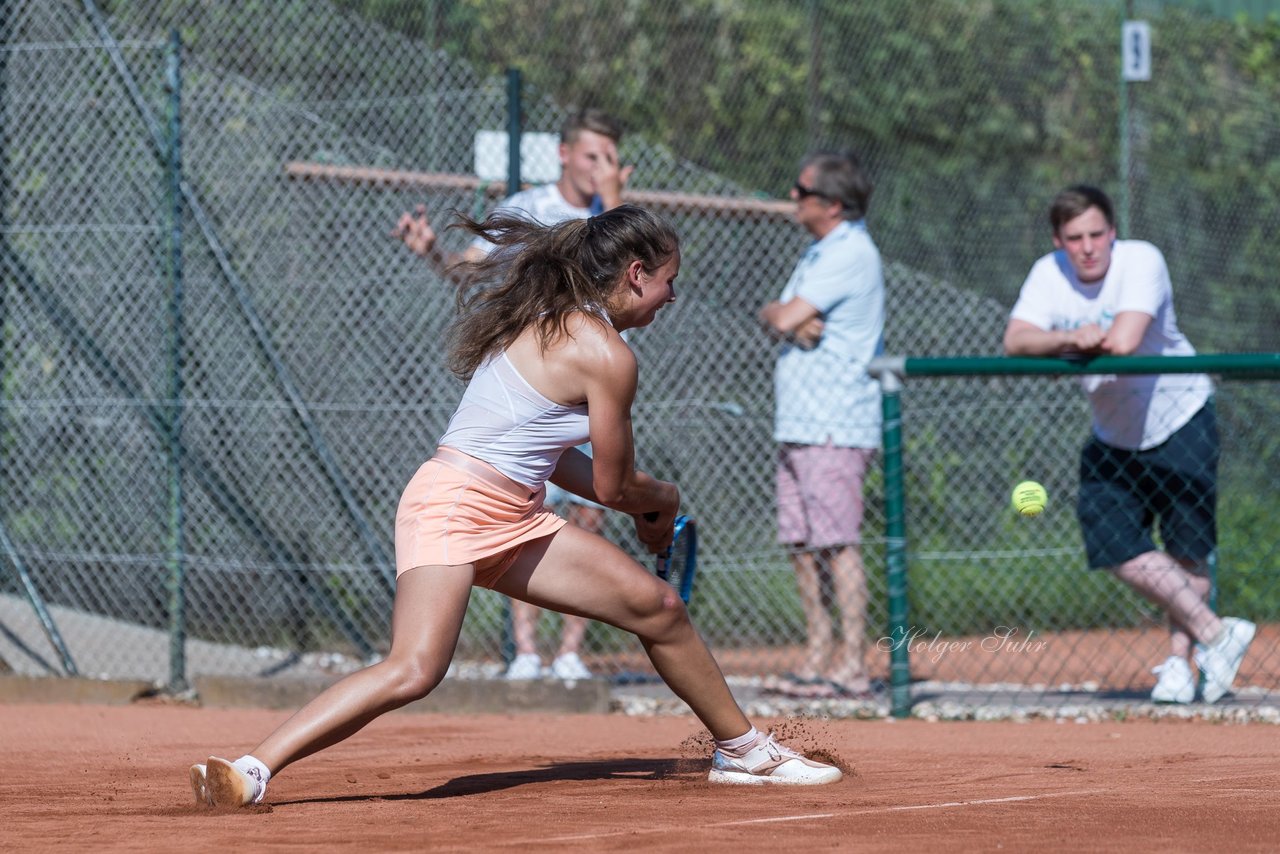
[189,205,840,807]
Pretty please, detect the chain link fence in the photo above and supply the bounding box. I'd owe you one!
[2,0,1277,715]
[875,358,1278,717]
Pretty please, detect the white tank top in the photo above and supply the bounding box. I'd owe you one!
[438,352,590,488]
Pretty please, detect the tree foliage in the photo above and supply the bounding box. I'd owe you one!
[331,0,1280,351]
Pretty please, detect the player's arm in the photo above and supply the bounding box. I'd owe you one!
[568,328,678,550]
[759,296,825,347]
[578,339,676,514]
[1003,318,1106,356]
[1099,311,1152,355]
[547,446,596,498]
[390,204,481,277]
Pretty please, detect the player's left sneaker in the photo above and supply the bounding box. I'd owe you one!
[189,763,211,806]
[1195,617,1256,704]
[204,756,267,807]
[708,732,842,786]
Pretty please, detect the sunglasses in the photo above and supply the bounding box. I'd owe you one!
[792,182,826,200]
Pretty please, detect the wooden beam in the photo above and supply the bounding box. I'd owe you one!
[283,161,795,217]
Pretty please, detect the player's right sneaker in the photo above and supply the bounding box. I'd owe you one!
[1150,656,1195,704]
[505,653,544,680]
[1195,617,1256,704]
[188,763,210,806]
[203,756,266,807]
[708,732,842,786]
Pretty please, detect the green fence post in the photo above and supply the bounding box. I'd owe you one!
[871,358,911,718]
[500,67,523,669]
[164,29,188,694]
[1117,1,1132,239]
[506,67,522,194]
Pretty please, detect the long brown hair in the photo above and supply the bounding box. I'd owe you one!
[447,204,679,380]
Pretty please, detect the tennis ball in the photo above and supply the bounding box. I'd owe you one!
[1011,481,1048,517]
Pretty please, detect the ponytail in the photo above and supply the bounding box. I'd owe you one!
[446,204,679,379]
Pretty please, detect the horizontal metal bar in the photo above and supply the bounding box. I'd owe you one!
[870,353,1280,379]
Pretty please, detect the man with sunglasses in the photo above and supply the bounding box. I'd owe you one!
[758,151,884,701]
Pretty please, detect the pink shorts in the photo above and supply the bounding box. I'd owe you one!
[776,443,874,549]
[394,447,567,588]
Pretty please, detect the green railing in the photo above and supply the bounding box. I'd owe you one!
[869,352,1280,718]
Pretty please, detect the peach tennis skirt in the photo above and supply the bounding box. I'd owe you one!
[394,446,567,588]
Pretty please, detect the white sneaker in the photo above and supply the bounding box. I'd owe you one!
[1195,617,1256,704]
[189,763,210,805]
[549,652,592,681]
[708,732,842,786]
[1150,656,1195,704]
[504,653,544,680]
[204,756,266,807]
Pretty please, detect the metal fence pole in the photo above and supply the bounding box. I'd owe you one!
[500,66,523,669]
[1118,1,1133,239]
[871,358,912,718]
[82,0,399,601]
[164,29,188,694]
[506,67,522,194]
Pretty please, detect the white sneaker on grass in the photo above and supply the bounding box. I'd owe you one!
[708,732,842,786]
[549,652,592,681]
[203,756,266,807]
[504,653,544,680]
[1195,617,1256,704]
[1150,656,1195,704]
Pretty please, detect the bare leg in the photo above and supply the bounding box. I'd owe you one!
[1168,558,1212,659]
[557,613,589,658]
[496,524,750,740]
[555,504,607,657]
[1111,550,1222,646]
[509,599,542,657]
[825,544,870,690]
[790,549,831,680]
[248,564,475,774]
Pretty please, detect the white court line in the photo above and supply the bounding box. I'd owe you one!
[528,788,1105,844]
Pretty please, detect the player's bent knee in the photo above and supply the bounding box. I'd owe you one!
[380,658,447,705]
[631,586,691,640]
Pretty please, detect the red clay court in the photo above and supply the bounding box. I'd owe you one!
[4,701,1279,851]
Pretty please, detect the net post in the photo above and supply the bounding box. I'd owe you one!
[870,357,911,718]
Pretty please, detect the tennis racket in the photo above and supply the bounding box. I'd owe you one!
[655,514,697,604]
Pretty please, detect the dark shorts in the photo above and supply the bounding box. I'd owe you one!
[1077,402,1218,569]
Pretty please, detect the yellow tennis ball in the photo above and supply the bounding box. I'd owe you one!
[1011,481,1048,517]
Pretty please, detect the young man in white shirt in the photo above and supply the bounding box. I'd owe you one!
[393,109,631,682]
[1004,184,1254,704]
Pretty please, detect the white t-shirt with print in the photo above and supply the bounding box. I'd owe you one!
[1010,240,1211,450]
